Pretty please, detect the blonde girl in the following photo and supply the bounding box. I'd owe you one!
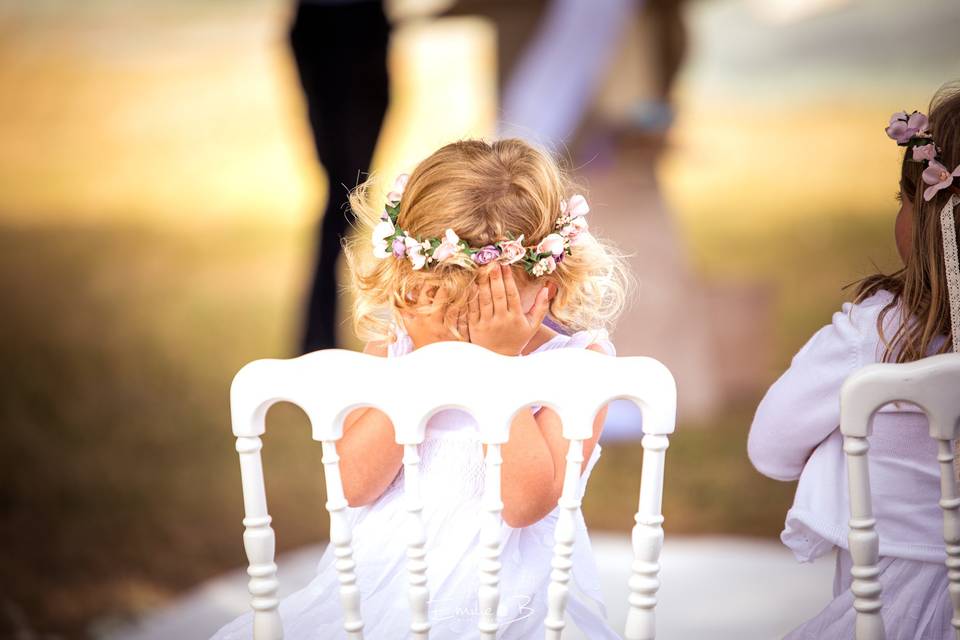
[748,83,960,639]
[214,138,628,639]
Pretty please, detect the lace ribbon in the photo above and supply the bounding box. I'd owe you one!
[942,194,960,353]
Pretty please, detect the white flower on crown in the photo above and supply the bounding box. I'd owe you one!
[386,173,409,206]
[404,234,427,270]
[432,229,462,263]
[564,194,590,217]
[557,193,590,245]
[562,216,590,244]
[531,256,557,277]
[536,233,565,257]
[372,216,395,258]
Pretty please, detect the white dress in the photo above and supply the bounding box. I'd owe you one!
[212,329,620,640]
[748,290,953,639]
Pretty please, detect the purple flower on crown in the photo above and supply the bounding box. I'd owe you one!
[913,143,937,163]
[472,245,501,265]
[392,237,407,258]
[885,111,929,145]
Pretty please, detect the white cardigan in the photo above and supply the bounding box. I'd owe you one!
[748,290,947,564]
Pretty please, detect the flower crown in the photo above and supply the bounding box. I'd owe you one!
[371,173,591,277]
[885,110,960,201]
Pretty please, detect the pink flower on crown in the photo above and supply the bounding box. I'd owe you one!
[432,229,462,263]
[885,111,929,145]
[536,233,565,257]
[913,143,937,162]
[498,235,526,264]
[921,160,960,202]
[386,173,409,206]
[404,235,427,270]
[561,215,590,244]
[562,194,590,218]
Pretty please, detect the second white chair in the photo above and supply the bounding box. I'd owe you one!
[840,352,960,640]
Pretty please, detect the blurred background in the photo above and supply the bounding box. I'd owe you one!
[1,0,958,637]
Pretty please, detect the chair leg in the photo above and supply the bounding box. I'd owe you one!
[321,440,364,639]
[403,443,431,639]
[545,439,586,640]
[236,436,283,640]
[843,434,885,640]
[479,444,504,640]
[625,433,668,640]
[935,439,960,639]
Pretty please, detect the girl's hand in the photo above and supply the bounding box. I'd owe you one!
[401,285,469,350]
[467,264,551,356]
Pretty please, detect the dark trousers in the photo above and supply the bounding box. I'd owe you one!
[291,1,390,352]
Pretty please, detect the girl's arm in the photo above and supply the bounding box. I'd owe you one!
[496,343,609,528]
[468,265,607,527]
[340,287,467,507]
[338,341,404,506]
[747,306,864,481]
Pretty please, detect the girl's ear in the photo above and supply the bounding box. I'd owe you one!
[546,281,559,299]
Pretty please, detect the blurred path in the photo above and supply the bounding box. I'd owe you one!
[597,0,958,418]
[588,140,772,421]
[95,533,833,640]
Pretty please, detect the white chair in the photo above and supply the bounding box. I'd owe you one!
[839,352,960,640]
[229,341,677,640]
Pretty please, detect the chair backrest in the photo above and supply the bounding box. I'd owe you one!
[839,352,960,640]
[229,341,676,640]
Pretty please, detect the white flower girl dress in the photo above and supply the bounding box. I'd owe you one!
[212,329,620,639]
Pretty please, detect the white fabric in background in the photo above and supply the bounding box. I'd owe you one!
[498,0,638,147]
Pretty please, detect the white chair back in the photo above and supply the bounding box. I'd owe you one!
[839,352,960,640]
[229,341,676,640]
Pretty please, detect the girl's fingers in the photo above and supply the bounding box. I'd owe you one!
[442,304,459,338]
[477,267,493,319]
[501,264,522,312]
[413,285,431,316]
[457,311,470,342]
[467,285,481,323]
[488,263,508,315]
[524,286,551,329]
[430,285,450,319]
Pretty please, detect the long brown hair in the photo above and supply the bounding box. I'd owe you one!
[855,83,960,362]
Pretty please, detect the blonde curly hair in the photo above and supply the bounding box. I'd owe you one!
[343,138,630,344]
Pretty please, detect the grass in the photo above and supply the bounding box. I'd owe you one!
[0,203,899,636]
[0,5,916,637]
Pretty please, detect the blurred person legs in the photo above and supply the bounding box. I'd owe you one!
[626,0,687,136]
[291,0,390,352]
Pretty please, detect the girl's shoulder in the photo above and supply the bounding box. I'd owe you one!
[836,288,897,336]
[385,327,616,359]
[792,289,897,369]
[531,328,616,356]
